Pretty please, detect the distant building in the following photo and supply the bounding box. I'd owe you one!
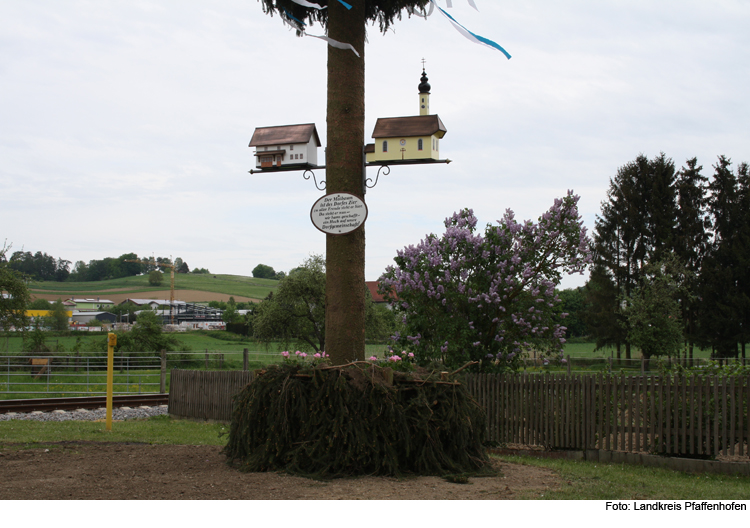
[120,298,187,311]
[249,123,321,169]
[71,311,116,324]
[68,298,115,311]
[365,281,399,306]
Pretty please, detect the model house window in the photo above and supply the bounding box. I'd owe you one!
[418,138,423,151]
[290,145,294,150]
[383,140,388,152]
[299,152,303,159]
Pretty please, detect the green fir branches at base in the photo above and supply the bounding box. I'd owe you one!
[222,362,492,479]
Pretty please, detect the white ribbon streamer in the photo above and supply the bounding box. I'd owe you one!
[304,33,360,57]
[290,0,326,9]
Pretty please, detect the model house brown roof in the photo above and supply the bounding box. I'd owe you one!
[371,115,447,139]
[249,123,321,147]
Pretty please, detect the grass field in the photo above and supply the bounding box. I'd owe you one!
[493,454,750,500]
[0,414,224,446]
[27,273,278,301]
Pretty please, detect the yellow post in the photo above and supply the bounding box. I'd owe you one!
[106,333,117,431]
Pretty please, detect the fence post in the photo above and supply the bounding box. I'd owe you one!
[243,348,248,371]
[566,355,571,376]
[160,349,166,393]
[641,357,645,375]
[205,349,209,369]
[608,356,612,374]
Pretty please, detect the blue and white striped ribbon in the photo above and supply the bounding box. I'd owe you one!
[430,0,510,58]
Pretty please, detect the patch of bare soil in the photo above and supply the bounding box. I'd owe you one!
[30,290,260,304]
[0,444,560,500]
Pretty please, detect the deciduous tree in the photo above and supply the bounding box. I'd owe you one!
[148,270,164,286]
[0,243,30,332]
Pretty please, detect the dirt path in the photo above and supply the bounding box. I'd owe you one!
[0,443,560,500]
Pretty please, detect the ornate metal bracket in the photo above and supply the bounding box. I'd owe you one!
[364,164,390,190]
[303,168,326,191]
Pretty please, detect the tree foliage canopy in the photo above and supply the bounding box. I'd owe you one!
[257,0,429,33]
[107,310,179,353]
[588,153,750,359]
[45,299,71,332]
[379,192,592,371]
[253,255,327,352]
[148,270,164,286]
[622,256,688,360]
[252,264,277,279]
[0,243,31,332]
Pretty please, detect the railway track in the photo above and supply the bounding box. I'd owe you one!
[0,394,169,414]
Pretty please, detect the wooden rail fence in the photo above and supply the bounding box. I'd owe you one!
[466,373,750,458]
[167,369,749,458]
[168,369,253,422]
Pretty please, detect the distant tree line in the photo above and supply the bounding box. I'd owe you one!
[2,250,208,282]
[586,153,749,360]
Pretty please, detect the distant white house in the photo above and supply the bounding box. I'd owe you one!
[248,123,321,169]
[68,298,115,311]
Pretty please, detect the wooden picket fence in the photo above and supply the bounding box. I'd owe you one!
[465,373,750,458]
[168,369,253,422]
[167,369,749,458]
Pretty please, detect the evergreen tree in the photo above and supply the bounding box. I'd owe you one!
[698,156,743,357]
[674,157,710,360]
[736,163,750,358]
[590,153,678,359]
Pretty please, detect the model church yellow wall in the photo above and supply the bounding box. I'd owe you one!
[366,136,439,163]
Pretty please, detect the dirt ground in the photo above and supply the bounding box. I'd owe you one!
[30,290,260,304]
[0,443,560,500]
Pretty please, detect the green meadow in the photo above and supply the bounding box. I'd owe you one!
[28,273,279,301]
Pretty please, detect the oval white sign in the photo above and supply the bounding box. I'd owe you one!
[310,192,368,235]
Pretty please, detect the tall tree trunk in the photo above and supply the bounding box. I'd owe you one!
[324,1,366,365]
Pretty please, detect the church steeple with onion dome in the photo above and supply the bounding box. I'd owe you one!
[418,60,431,116]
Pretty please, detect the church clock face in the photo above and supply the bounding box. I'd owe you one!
[400,139,406,146]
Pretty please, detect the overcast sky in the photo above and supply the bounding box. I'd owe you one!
[2,1,748,288]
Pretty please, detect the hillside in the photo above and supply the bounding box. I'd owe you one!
[28,274,278,304]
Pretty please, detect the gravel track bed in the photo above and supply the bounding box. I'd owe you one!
[0,405,169,422]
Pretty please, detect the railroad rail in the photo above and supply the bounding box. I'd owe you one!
[0,394,169,414]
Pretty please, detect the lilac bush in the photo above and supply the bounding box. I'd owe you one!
[379,191,592,372]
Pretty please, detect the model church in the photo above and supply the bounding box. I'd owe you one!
[365,68,447,163]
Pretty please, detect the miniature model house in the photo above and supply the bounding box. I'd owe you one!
[249,123,321,169]
[365,68,447,163]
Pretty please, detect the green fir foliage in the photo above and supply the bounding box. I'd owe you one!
[223,362,491,479]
